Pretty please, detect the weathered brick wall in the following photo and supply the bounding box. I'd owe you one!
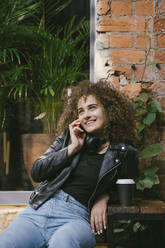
[95,0,165,195]
[95,0,165,83]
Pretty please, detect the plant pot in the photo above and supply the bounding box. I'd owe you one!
[22,133,55,188]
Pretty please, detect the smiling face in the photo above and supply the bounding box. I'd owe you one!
[77,94,107,138]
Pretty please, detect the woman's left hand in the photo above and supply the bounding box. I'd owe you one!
[90,193,110,235]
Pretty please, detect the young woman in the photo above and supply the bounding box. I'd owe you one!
[0,80,139,248]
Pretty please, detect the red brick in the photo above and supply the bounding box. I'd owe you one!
[110,1,132,15]
[158,175,165,190]
[98,0,109,15]
[161,130,165,141]
[135,0,153,15]
[159,65,165,80]
[154,18,165,32]
[141,204,165,214]
[159,34,165,48]
[98,17,145,32]
[134,65,155,82]
[158,142,165,159]
[162,112,165,120]
[110,34,132,48]
[100,33,110,48]
[111,66,132,79]
[146,16,154,32]
[138,159,149,172]
[149,82,165,98]
[155,0,158,15]
[133,65,144,82]
[135,34,151,48]
[107,75,120,90]
[158,97,165,111]
[160,0,165,15]
[154,34,158,48]
[122,83,142,98]
[147,33,157,48]
[110,50,145,64]
[155,50,165,63]
[152,159,165,174]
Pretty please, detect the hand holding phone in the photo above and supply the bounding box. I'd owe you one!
[68,120,86,156]
[75,123,85,137]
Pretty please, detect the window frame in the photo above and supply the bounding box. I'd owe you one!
[0,0,95,205]
[90,0,95,82]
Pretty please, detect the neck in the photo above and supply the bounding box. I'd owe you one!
[97,141,110,154]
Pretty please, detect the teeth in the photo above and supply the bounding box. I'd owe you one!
[87,120,95,125]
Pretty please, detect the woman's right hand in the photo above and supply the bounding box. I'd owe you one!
[67,119,86,156]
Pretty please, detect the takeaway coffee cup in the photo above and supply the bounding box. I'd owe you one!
[116,179,135,206]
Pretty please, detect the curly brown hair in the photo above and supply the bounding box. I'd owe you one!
[57,80,137,143]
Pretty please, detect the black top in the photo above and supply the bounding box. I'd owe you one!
[62,150,104,207]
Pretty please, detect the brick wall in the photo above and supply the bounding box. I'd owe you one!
[95,0,165,195]
[95,0,165,82]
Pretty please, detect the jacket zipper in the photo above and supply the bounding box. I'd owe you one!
[88,162,121,210]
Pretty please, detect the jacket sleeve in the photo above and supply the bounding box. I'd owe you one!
[31,132,71,182]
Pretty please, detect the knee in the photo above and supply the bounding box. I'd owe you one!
[49,232,78,247]
[48,222,95,248]
[0,232,15,248]
[0,217,45,248]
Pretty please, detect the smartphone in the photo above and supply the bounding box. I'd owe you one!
[76,123,85,136]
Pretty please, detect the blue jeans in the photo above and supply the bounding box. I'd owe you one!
[0,190,96,248]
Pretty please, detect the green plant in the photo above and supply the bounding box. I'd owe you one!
[0,0,90,134]
[0,0,40,131]
[34,97,63,134]
[128,33,164,196]
[25,17,89,133]
[133,92,163,193]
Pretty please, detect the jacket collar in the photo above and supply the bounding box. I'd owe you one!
[65,131,128,178]
[109,142,127,151]
[98,142,128,179]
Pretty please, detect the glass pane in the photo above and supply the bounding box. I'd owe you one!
[0,0,90,191]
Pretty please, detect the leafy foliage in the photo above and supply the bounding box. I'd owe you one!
[0,0,90,133]
[134,91,163,192]
[38,0,72,33]
[136,165,160,191]
[140,144,163,160]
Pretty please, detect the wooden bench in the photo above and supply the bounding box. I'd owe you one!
[1,193,165,247]
[95,200,165,248]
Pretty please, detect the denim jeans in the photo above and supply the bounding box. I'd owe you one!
[0,190,96,248]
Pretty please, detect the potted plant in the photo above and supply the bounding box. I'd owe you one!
[20,14,90,186]
[0,0,90,187]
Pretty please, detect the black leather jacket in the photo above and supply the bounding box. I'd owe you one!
[29,131,139,210]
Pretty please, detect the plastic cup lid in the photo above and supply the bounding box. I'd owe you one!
[116,179,135,184]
